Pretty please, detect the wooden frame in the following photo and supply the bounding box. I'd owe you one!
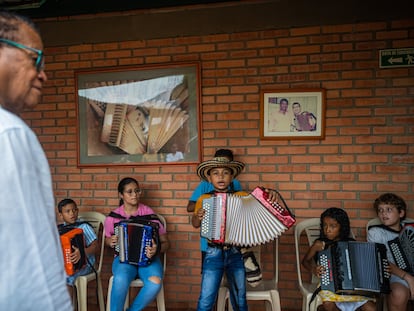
[260,88,326,140]
[75,62,202,167]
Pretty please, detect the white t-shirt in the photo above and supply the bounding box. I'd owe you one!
[367,222,410,287]
[166,151,184,162]
[0,107,72,310]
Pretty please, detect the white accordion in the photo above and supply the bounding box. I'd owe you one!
[200,187,295,247]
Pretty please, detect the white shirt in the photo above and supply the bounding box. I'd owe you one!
[0,107,72,310]
[166,151,184,162]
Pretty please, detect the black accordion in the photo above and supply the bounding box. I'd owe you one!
[317,241,390,295]
[388,223,414,274]
[200,187,295,247]
[114,220,159,266]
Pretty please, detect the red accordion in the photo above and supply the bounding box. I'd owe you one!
[59,228,86,276]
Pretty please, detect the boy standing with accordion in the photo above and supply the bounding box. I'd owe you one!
[192,157,280,311]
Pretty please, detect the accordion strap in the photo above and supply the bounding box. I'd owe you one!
[58,221,93,234]
[309,286,322,309]
[108,211,160,223]
[367,223,400,233]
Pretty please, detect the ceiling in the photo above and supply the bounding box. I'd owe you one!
[0,0,238,18]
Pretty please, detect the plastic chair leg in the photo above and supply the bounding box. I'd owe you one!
[75,278,87,311]
[155,284,166,311]
[216,286,227,311]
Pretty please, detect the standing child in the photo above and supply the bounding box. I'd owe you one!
[192,157,279,311]
[367,193,414,311]
[301,207,376,311]
[187,149,242,266]
[57,198,98,297]
[104,177,169,311]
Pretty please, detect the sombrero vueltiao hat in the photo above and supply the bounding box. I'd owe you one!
[196,157,245,181]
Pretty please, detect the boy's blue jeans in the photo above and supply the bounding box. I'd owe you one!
[110,256,163,311]
[197,245,247,311]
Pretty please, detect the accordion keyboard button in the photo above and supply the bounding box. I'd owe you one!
[319,254,330,286]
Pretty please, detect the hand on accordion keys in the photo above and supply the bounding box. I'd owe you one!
[70,245,82,264]
[314,264,326,278]
[197,208,206,221]
[109,234,118,248]
[263,188,280,205]
[145,239,158,259]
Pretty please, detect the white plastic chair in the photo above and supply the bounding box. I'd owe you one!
[106,214,167,311]
[294,218,323,311]
[366,216,414,232]
[75,211,106,311]
[216,240,281,311]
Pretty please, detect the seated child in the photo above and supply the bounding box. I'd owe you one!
[57,198,98,295]
[302,207,376,311]
[367,193,414,311]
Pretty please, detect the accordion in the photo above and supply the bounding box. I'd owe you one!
[388,223,414,274]
[317,241,390,295]
[114,220,158,266]
[200,187,295,247]
[59,227,86,276]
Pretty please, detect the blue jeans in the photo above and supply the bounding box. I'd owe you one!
[197,245,247,311]
[110,256,163,311]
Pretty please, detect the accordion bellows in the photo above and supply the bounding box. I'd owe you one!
[114,221,154,266]
[317,241,390,295]
[100,100,189,154]
[200,187,295,247]
[84,78,190,156]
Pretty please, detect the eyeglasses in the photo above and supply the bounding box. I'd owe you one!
[124,189,142,195]
[377,207,396,214]
[0,38,44,72]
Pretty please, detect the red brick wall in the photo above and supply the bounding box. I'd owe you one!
[23,18,414,310]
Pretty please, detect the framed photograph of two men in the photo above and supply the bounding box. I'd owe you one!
[75,62,202,167]
[260,88,326,140]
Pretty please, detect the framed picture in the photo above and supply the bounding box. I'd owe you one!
[260,88,326,140]
[75,62,202,167]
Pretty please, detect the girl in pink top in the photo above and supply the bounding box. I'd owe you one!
[104,177,169,311]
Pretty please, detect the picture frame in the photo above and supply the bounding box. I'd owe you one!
[260,88,326,140]
[75,62,202,167]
